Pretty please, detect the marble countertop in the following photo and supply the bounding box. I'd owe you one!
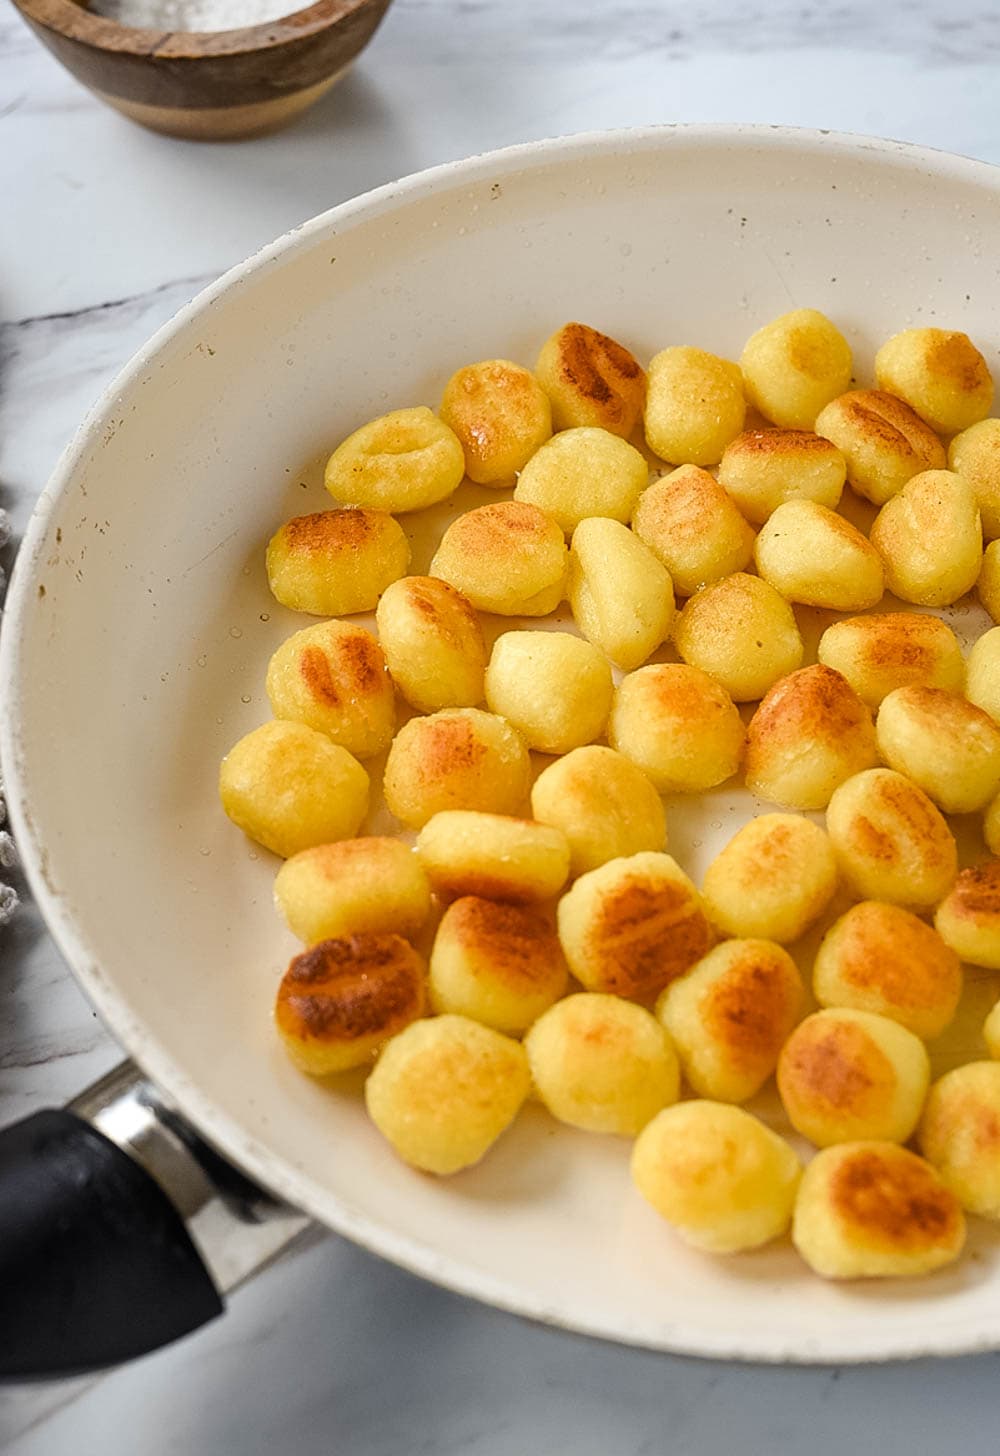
[4,0,1000,1449]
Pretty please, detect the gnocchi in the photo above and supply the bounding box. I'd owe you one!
[429,500,568,616]
[964,625,1000,723]
[701,813,838,944]
[274,838,431,944]
[429,896,569,1033]
[869,469,982,607]
[949,417,1000,539]
[673,572,804,703]
[826,768,957,908]
[608,663,745,793]
[717,427,846,525]
[632,464,755,595]
[513,426,648,532]
[529,745,667,877]
[875,327,993,435]
[935,860,1000,969]
[875,686,1000,814]
[439,358,552,484]
[484,630,613,754]
[416,810,570,903]
[265,619,395,759]
[919,1062,1000,1218]
[382,707,530,830]
[643,346,746,466]
[535,322,646,437]
[324,406,465,512]
[740,309,852,430]
[753,499,884,611]
[814,389,946,506]
[816,611,965,708]
[375,575,486,712]
[266,509,410,616]
[567,517,674,671]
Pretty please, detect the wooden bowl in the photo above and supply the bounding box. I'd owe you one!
[11,0,393,139]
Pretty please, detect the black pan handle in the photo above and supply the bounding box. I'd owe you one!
[0,1064,312,1379]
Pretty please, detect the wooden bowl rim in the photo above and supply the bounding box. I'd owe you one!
[13,0,379,56]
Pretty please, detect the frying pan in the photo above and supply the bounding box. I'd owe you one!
[4,126,1000,1375]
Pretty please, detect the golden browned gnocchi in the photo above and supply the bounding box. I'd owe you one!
[324,406,465,512]
[274,934,426,1074]
[778,1008,930,1147]
[814,389,946,506]
[673,572,804,703]
[607,663,745,793]
[439,358,552,484]
[980,540,1000,623]
[919,1062,1000,1218]
[717,427,846,525]
[826,768,957,908]
[525,993,680,1135]
[429,897,568,1033]
[484,630,613,754]
[935,860,1000,969]
[875,327,994,435]
[876,686,1000,814]
[416,810,570,903]
[529,745,667,877]
[266,619,395,759]
[567,517,674,671]
[947,418,1000,538]
[631,1101,801,1253]
[364,1014,530,1174]
[753,500,884,611]
[631,464,755,596]
[816,611,965,708]
[744,665,879,811]
[382,707,530,830]
[274,838,431,944]
[513,426,648,532]
[535,322,646,437]
[266,509,410,617]
[985,998,1000,1058]
[813,902,962,1041]
[792,1142,965,1279]
[429,500,567,616]
[701,813,838,944]
[557,851,712,1000]
[740,309,853,430]
[655,939,803,1103]
[965,626,1000,723]
[219,720,369,859]
[375,575,486,712]
[869,469,982,606]
[643,346,746,466]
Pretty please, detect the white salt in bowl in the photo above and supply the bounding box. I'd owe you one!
[11,0,394,139]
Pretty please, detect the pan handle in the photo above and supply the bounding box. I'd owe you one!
[0,1062,312,1379]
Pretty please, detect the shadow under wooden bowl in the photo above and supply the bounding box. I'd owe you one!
[11,0,394,140]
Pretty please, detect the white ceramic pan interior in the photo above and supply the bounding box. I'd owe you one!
[5,126,1000,1362]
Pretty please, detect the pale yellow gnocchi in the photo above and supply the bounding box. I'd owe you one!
[740,309,853,430]
[429,500,567,616]
[643,346,746,466]
[744,664,879,811]
[876,686,1000,814]
[792,1142,965,1279]
[416,810,570,903]
[525,993,680,1136]
[919,1062,1000,1218]
[529,745,667,877]
[965,625,1000,723]
[673,572,804,703]
[535,322,646,437]
[701,813,838,944]
[324,405,465,512]
[875,327,994,435]
[557,851,712,1001]
[655,939,803,1103]
[608,663,745,793]
[753,499,884,611]
[265,619,395,760]
[947,418,1000,539]
[717,427,846,525]
[375,575,486,713]
[364,1015,530,1174]
[869,469,982,607]
[814,389,946,506]
[382,707,530,830]
[274,837,431,944]
[816,611,965,709]
[935,860,1000,970]
[825,768,957,908]
[484,630,613,754]
[777,1008,930,1148]
[219,720,369,860]
[439,358,552,485]
[980,539,1000,623]
[632,1101,802,1253]
[632,464,755,596]
[567,517,674,671]
[266,509,410,617]
[813,902,962,1041]
[513,426,648,532]
[429,896,569,1033]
